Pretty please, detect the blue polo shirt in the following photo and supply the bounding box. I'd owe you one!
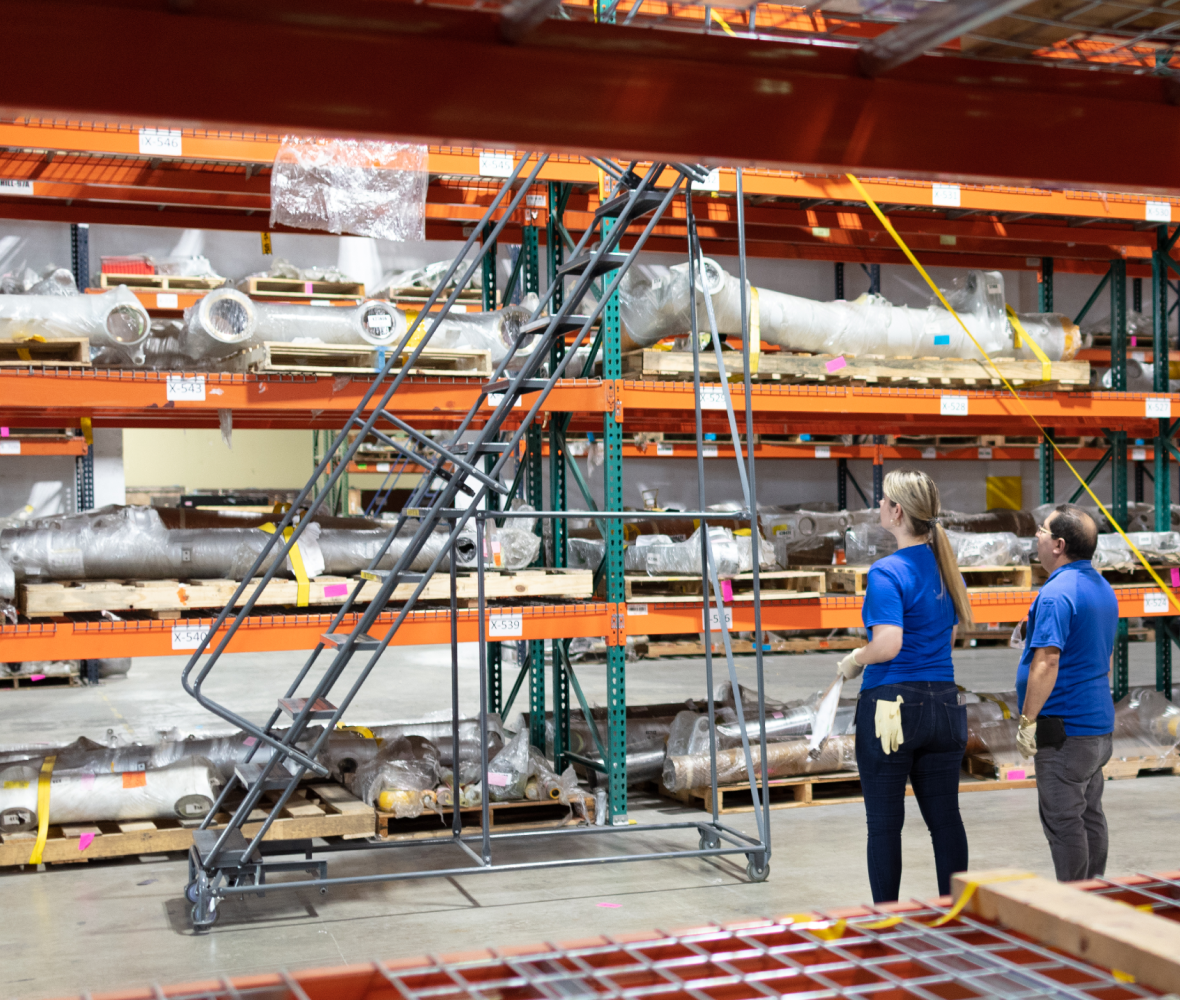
[860,544,958,690]
[1016,559,1116,736]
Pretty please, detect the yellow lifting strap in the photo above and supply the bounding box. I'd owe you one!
[13,332,46,362]
[847,172,1180,615]
[258,521,310,607]
[749,286,761,375]
[28,755,57,865]
[1005,304,1052,382]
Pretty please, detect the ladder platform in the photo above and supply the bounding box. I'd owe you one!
[192,828,260,868]
[320,631,382,649]
[520,315,591,336]
[233,761,296,793]
[359,569,424,584]
[594,189,664,222]
[482,378,547,394]
[278,696,337,720]
[557,253,626,280]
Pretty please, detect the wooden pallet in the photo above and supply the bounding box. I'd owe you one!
[20,569,594,617]
[0,781,373,868]
[637,635,866,658]
[1036,563,1180,587]
[622,349,1090,390]
[0,337,89,367]
[0,671,82,690]
[254,341,492,377]
[99,273,224,291]
[966,751,1180,782]
[623,569,825,602]
[243,276,366,299]
[375,797,592,841]
[813,563,1033,596]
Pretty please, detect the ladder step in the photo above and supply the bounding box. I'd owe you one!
[192,828,260,868]
[278,696,337,721]
[321,631,382,650]
[359,569,425,584]
[556,253,626,280]
[520,315,592,337]
[482,378,547,395]
[594,189,664,223]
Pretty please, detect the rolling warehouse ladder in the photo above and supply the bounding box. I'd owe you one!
[179,156,772,929]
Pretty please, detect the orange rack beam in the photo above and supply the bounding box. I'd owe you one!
[0,435,87,456]
[1,587,1166,661]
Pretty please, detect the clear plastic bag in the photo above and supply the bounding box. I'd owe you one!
[844,524,897,564]
[946,530,1028,567]
[270,137,428,242]
[1092,532,1180,571]
[625,535,672,572]
[484,729,531,802]
[662,734,856,791]
[646,526,742,578]
[733,530,775,572]
[352,735,441,816]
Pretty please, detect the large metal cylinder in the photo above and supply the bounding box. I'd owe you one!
[0,286,152,365]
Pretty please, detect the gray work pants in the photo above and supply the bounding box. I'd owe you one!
[1034,733,1113,882]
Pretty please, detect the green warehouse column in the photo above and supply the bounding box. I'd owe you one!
[1110,260,1130,702]
[1154,227,1174,697]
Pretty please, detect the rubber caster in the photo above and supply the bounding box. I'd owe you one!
[699,832,720,851]
[185,881,200,904]
[190,904,220,932]
[746,856,770,883]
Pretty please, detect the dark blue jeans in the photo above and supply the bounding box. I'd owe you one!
[855,681,969,903]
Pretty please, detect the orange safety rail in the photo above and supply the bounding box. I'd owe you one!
[51,869,1180,1000]
[3,586,1169,661]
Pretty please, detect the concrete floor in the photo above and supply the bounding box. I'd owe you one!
[1,643,1177,999]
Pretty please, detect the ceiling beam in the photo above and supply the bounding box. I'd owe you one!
[858,0,1032,77]
[1,2,1180,194]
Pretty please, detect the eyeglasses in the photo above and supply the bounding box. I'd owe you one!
[1035,524,1058,538]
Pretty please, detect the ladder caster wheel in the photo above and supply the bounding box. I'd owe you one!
[746,856,770,883]
[185,881,200,904]
[190,905,220,931]
[699,832,720,851]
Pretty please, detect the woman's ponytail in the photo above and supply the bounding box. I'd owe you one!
[882,468,974,629]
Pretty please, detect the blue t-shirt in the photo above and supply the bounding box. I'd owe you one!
[1016,559,1116,736]
[860,544,958,689]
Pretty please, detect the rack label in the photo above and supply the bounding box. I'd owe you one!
[486,393,523,409]
[977,447,993,460]
[166,375,206,402]
[1132,447,1148,462]
[156,293,179,309]
[699,385,726,410]
[931,184,960,207]
[627,604,648,615]
[488,612,523,638]
[1144,591,1171,615]
[656,442,674,456]
[171,624,212,650]
[702,606,734,630]
[691,168,721,192]
[0,179,33,196]
[1146,398,1172,418]
[922,447,937,459]
[940,395,968,416]
[1146,201,1173,223]
[139,128,183,156]
[814,445,831,458]
[701,443,718,457]
[0,440,19,455]
[478,151,514,177]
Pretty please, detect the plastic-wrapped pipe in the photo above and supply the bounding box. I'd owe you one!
[0,759,218,828]
[0,286,152,365]
[618,260,1080,361]
[662,734,856,792]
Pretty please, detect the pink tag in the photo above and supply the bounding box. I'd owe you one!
[78,832,95,852]
[487,772,510,787]
[1171,568,1179,588]
[243,736,257,746]
[30,674,45,682]
[1131,336,1138,347]
[720,579,733,602]
[825,356,847,373]
[0,427,8,438]
[304,281,314,294]
[323,583,348,597]
[597,902,621,908]
[1006,769,1026,781]
[79,773,96,788]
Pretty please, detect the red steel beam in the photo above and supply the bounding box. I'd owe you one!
[3,2,1180,195]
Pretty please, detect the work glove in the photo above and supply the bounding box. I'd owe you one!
[1017,715,1037,759]
[835,650,864,680]
[874,695,904,755]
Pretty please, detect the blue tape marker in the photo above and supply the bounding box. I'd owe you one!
[933,335,950,345]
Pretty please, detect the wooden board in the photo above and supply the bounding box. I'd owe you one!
[637,635,866,658]
[813,563,1032,596]
[20,569,593,617]
[1037,563,1180,586]
[0,337,89,367]
[376,796,592,841]
[953,868,1180,995]
[99,273,224,291]
[623,349,1090,390]
[624,569,825,602]
[243,276,366,299]
[254,341,492,377]
[965,751,1180,782]
[0,781,373,868]
[0,672,82,690]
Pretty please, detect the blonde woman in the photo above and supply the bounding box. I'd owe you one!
[834,468,974,903]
